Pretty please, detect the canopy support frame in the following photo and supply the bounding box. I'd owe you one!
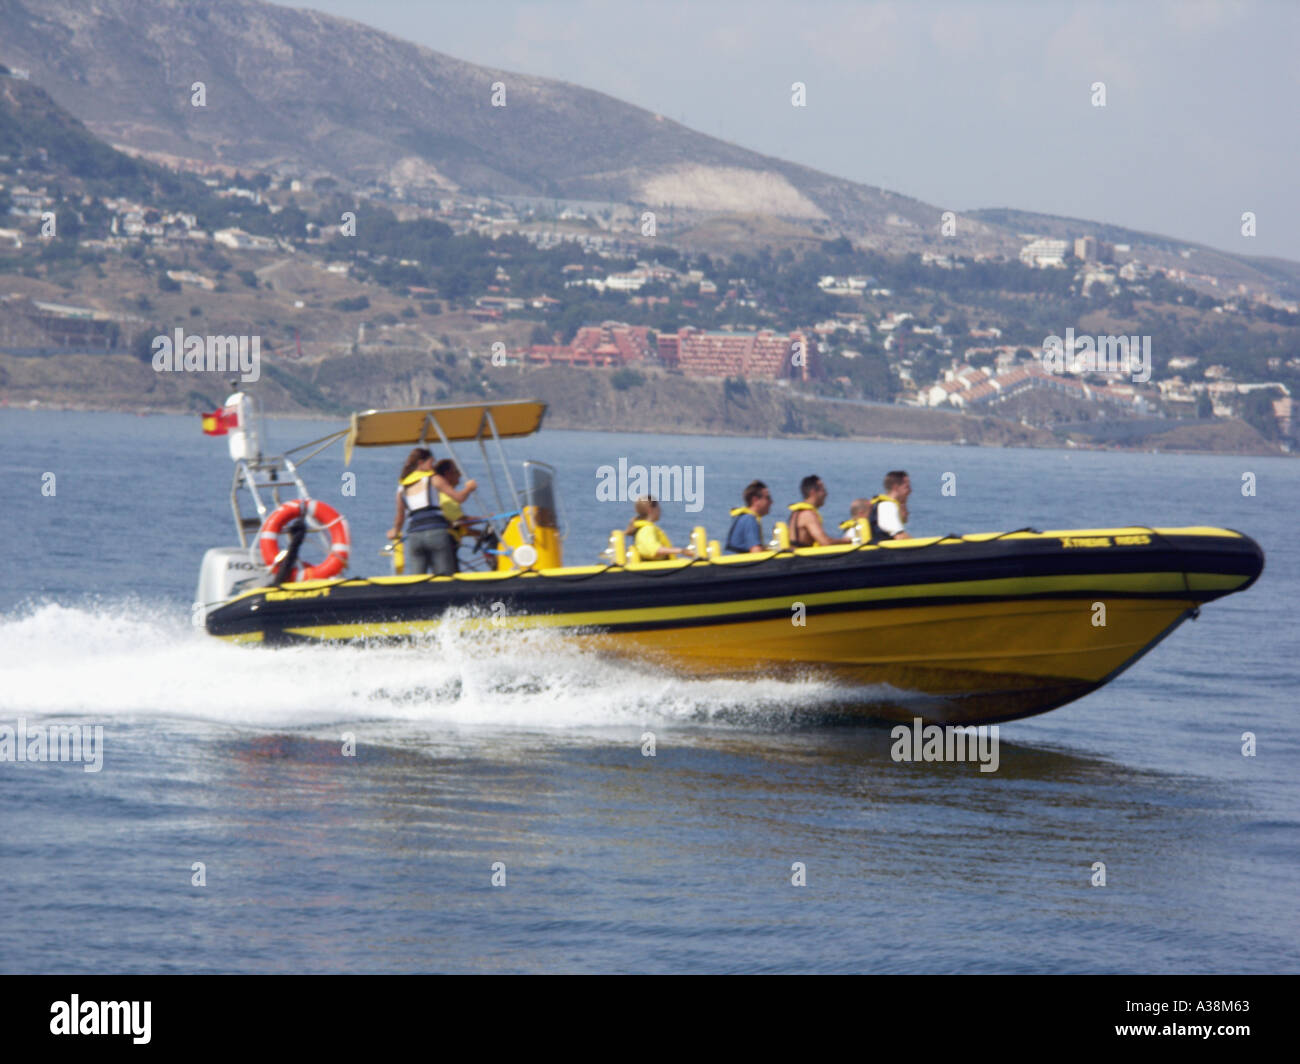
[485,408,530,544]
[229,454,312,550]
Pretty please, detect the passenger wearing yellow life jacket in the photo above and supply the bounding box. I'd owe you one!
[724,479,772,553]
[866,470,913,543]
[625,496,690,562]
[788,474,851,547]
[839,497,873,537]
[433,459,486,548]
[387,447,478,575]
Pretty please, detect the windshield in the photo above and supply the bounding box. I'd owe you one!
[520,461,561,532]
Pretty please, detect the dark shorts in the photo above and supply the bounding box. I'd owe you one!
[406,528,457,576]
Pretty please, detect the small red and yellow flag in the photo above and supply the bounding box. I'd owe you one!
[201,408,239,436]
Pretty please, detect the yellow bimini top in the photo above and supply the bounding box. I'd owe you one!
[344,400,546,462]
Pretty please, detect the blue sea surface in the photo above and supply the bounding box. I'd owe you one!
[0,408,1297,973]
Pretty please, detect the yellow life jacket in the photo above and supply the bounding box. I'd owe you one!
[725,506,763,553]
[398,469,447,530]
[439,492,465,541]
[838,518,856,531]
[631,518,671,561]
[788,502,821,546]
[868,494,898,543]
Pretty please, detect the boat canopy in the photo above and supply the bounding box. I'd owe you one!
[341,400,547,463]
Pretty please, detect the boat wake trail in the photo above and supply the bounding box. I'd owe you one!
[0,600,878,731]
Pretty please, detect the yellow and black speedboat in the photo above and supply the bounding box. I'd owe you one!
[195,395,1264,725]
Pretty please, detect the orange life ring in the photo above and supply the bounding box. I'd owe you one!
[258,499,350,581]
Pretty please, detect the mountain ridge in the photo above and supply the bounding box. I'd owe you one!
[0,0,1010,252]
[0,0,1294,297]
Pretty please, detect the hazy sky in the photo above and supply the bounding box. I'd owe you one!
[276,0,1298,261]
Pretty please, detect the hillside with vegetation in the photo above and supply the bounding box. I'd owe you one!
[1,12,1295,455]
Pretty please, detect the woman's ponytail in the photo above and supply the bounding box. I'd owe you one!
[399,447,433,482]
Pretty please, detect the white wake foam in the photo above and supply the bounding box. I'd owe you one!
[0,600,855,730]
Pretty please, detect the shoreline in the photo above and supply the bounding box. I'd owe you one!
[3,352,1288,457]
[2,398,1290,458]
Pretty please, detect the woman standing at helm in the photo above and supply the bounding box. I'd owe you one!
[387,447,478,575]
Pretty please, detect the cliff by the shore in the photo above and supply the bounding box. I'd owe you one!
[0,351,1285,456]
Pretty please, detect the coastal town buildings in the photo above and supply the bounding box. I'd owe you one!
[656,327,818,381]
[525,322,654,368]
[1019,238,1070,268]
[925,360,1151,414]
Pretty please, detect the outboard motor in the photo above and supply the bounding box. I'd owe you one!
[193,548,264,627]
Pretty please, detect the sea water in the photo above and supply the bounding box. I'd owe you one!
[0,408,1296,973]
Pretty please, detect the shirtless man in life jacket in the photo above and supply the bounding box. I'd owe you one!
[788,474,851,547]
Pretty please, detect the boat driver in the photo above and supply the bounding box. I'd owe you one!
[434,458,487,554]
